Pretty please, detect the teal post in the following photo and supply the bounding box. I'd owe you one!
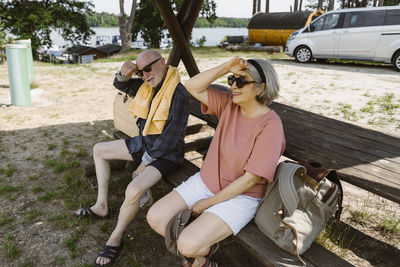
[15,39,35,82]
[5,44,31,106]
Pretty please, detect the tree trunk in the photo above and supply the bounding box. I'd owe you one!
[257,0,261,12]
[317,0,323,9]
[253,0,257,15]
[378,0,385,6]
[119,0,137,53]
[294,0,298,11]
[299,0,303,11]
[373,0,377,6]
[328,0,335,10]
[265,0,269,13]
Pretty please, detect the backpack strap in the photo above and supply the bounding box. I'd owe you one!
[277,162,306,217]
[277,209,306,266]
[326,170,344,221]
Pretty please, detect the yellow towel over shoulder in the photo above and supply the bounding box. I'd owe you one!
[129,66,180,136]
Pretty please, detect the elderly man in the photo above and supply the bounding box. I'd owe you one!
[74,50,189,266]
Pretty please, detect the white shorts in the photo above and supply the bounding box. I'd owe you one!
[174,172,261,235]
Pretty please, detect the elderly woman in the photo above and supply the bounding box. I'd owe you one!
[147,57,285,267]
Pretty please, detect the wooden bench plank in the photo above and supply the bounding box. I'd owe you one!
[270,102,400,204]
[238,222,354,267]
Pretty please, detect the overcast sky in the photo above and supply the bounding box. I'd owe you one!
[87,0,308,18]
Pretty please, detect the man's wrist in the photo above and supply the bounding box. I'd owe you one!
[142,151,155,166]
[116,71,132,82]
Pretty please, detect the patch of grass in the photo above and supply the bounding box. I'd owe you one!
[57,257,66,264]
[380,217,400,233]
[60,148,71,156]
[75,147,87,158]
[62,137,70,146]
[4,241,20,260]
[30,82,39,89]
[32,186,44,193]
[0,215,14,226]
[99,220,112,233]
[47,143,57,150]
[316,220,354,252]
[4,163,16,177]
[350,210,373,225]
[28,175,39,181]
[38,190,59,201]
[48,213,79,229]
[54,160,79,173]
[23,209,42,222]
[125,255,141,267]
[64,229,85,259]
[43,159,57,167]
[4,114,15,121]
[360,101,375,113]
[20,261,35,267]
[0,184,24,194]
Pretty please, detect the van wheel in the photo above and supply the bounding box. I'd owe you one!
[294,46,312,63]
[393,52,400,72]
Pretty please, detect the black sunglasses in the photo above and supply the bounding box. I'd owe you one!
[136,57,161,77]
[227,75,256,88]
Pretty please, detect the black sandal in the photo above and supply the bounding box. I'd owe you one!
[94,240,124,266]
[75,206,109,220]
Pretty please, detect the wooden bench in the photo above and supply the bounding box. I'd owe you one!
[94,84,400,266]
[106,84,359,266]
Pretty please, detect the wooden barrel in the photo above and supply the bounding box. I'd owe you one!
[248,10,323,46]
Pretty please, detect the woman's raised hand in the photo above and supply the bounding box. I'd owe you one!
[227,57,249,77]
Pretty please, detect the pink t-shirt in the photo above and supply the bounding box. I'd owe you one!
[200,88,285,198]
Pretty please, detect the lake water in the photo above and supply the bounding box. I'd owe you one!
[50,27,248,48]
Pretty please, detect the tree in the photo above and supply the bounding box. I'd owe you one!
[118,0,136,52]
[294,0,299,11]
[0,0,94,57]
[265,0,270,12]
[0,18,10,63]
[131,0,216,48]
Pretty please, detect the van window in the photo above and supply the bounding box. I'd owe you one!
[384,9,400,25]
[323,13,342,30]
[312,16,325,31]
[343,11,385,28]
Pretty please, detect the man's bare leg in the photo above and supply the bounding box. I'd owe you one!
[74,139,132,217]
[95,166,162,266]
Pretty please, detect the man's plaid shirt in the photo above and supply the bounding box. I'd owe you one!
[113,72,189,165]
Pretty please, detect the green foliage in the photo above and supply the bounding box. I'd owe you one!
[0,0,94,57]
[350,210,373,225]
[194,17,250,28]
[131,0,165,48]
[132,0,217,48]
[0,18,12,64]
[85,11,248,28]
[86,11,119,27]
[380,217,400,233]
[0,215,14,226]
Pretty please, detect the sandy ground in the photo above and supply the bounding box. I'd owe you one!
[0,55,399,266]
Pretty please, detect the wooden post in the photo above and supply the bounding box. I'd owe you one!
[155,0,201,77]
[167,0,203,68]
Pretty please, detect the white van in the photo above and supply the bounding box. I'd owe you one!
[285,6,400,71]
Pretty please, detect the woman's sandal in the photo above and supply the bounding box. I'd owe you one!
[75,206,109,220]
[181,243,219,267]
[94,240,124,266]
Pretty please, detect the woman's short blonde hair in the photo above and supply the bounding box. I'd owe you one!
[247,59,280,106]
